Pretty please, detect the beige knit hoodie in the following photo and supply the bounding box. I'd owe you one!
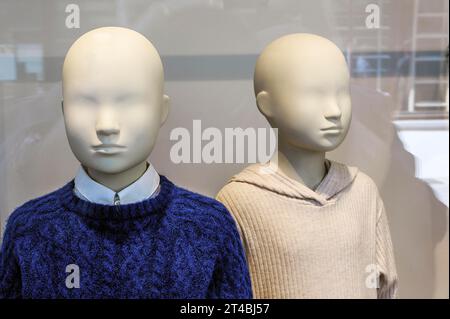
[216,159,398,299]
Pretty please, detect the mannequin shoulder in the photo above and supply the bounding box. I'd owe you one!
[353,169,381,192]
[216,178,262,208]
[169,185,238,232]
[216,179,255,196]
[3,188,62,238]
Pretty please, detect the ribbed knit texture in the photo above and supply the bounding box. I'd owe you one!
[0,175,252,299]
[216,159,398,299]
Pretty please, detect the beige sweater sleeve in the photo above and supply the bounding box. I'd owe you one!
[375,197,399,299]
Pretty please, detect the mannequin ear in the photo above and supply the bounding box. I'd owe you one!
[256,91,273,119]
[160,94,170,126]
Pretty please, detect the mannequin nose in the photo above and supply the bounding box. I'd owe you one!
[324,100,342,120]
[96,126,120,136]
[96,109,120,136]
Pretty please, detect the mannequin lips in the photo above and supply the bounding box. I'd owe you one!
[320,126,342,134]
[92,144,126,154]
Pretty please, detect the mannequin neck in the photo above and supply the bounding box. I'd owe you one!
[272,139,327,191]
[85,160,148,193]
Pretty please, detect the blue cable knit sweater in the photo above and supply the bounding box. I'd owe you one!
[0,176,253,299]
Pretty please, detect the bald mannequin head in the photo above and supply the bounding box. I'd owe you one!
[62,27,169,175]
[254,33,352,152]
[62,27,165,92]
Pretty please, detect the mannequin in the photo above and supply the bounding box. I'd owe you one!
[216,34,398,299]
[0,27,252,299]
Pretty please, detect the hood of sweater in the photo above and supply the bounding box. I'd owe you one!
[229,159,359,206]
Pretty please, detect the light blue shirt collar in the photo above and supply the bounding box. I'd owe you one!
[73,162,160,205]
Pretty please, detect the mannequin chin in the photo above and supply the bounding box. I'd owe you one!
[61,27,169,188]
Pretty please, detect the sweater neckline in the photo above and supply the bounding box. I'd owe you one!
[58,175,174,220]
[230,159,358,205]
[270,159,346,203]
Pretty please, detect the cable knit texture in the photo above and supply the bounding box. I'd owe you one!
[0,176,252,299]
[216,159,398,299]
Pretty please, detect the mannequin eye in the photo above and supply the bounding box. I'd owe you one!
[308,87,326,96]
[115,94,138,104]
[77,95,98,105]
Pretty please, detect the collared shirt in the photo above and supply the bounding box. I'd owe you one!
[73,162,160,205]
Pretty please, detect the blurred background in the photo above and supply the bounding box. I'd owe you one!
[0,0,448,298]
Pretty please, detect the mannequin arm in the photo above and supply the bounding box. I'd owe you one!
[375,199,399,299]
[207,207,253,299]
[0,218,22,299]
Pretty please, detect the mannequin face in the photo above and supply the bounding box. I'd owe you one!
[255,34,351,152]
[62,27,169,174]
